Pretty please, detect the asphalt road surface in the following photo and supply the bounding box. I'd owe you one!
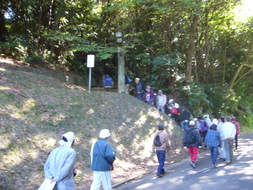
[115,133,253,190]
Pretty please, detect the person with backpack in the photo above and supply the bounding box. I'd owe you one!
[102,75,113,91]
[125,75,131,94]
[204,119,221,168]
[152,124,170,178]
[231,117,240,150]
[183,121,201,169]
[198,116,208,149]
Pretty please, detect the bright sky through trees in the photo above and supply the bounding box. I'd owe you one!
[234,0,253,21]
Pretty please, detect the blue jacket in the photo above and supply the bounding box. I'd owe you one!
[90,138,116,171]
[204,129,221,147]
[102,75,113,87]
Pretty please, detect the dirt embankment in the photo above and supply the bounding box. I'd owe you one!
[0,58,189,190]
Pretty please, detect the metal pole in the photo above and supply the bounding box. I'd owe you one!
[89,67,92,93]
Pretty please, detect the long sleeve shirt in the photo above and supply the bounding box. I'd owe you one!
[90,138,116,171]
[204,129,221,147]
[217,122,224,139]
[44,146,76,189]
[222,122,236,140]
[152,131,170,152]
[156,94,167,106]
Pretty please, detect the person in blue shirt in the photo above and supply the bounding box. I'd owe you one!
[204,119,221,168]
[90,129,116,190]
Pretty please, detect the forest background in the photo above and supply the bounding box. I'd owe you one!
[1,0,253,128]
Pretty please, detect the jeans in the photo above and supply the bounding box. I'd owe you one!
[209,146,218,165]
[224,138,234,162]
[157,105,165,113]
[180,120,189,130]
[156,150,166,174]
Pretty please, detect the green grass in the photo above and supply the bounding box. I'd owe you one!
[0,65,185,190]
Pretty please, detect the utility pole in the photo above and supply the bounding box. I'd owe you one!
[115,31,125,93]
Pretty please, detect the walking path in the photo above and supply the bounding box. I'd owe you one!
[114,133,253,190]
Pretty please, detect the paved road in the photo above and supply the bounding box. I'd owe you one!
[115,133,253,190]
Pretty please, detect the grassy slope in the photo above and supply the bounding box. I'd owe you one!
[0,64,186,190]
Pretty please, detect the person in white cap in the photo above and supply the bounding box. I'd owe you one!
[183,121,201,169]
[167,99,179,121]
[90,129,116,190]
[44,132,76,189]
[134,78,144,100]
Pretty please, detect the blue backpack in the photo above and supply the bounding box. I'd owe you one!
[200,120,207,131]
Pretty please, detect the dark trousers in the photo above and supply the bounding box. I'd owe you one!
[136,93,143,100]
[234,133,239,148]
[156,150,166,174]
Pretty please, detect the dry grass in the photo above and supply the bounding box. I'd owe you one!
[0,59,188,190]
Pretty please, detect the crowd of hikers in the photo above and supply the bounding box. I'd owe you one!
[152,115,240,178]
[39,75,241,189]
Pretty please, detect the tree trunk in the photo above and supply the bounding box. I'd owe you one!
[186,15,199,83]
[0,11,8,41]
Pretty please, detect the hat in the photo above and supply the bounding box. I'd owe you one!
[135,78,140,81]
[146,86,151,89]
[189,120,195,126]
[158,124,164,130]
[58,132,75,147]
[169,99,174,103]
[193,118,198,121]
[158,90,163,93]
[203,114,209,119]
[212,118,218,125]
[99,129,111,138]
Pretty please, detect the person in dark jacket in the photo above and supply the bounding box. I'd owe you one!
[90,129,116,190]
[183,121,201,169]
[179,108,191,131]
[134,78,144,100]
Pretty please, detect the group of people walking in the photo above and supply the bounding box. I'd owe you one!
[152,116,240,178]
[41,129,115,190]
[41,79,241,189]
[182,116,240,169]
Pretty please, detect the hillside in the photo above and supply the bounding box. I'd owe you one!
[0,58,187,190]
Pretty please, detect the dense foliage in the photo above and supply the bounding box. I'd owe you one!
[0,0,253,127]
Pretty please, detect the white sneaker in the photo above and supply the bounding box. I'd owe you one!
[190,161,196,169]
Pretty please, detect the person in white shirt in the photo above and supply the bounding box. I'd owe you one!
[156,90,167,113]
[221,116,236,164]
[217,117,225,159]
